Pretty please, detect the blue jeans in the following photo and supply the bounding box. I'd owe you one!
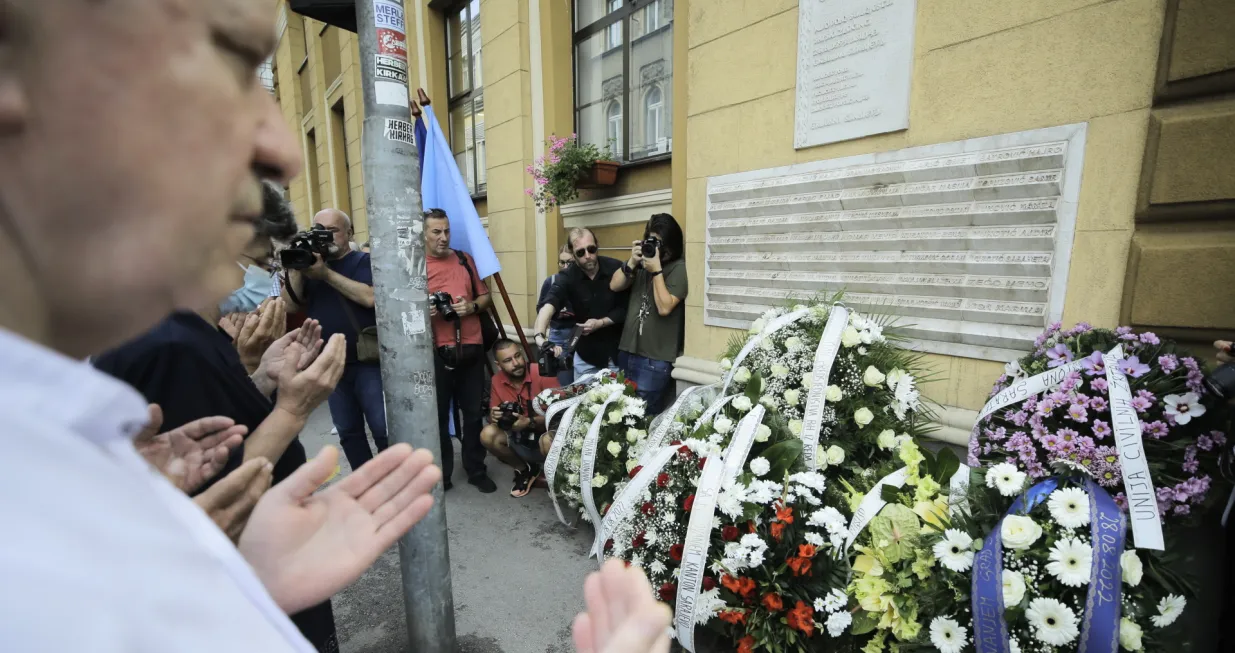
[547,326,575,386]
[618,352,675,414]
[574,352,613,381]
[327,363,389,470]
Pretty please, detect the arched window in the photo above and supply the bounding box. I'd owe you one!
[643,85,664,148]
[606,101,623,154]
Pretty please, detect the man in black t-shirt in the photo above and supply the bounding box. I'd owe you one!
[283,208,388,471]
[533,228,628,380]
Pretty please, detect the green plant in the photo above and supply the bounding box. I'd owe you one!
[525,134,614,212]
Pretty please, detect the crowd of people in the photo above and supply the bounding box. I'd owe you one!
[0,0,672,651]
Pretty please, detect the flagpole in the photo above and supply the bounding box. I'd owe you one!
[355,2,456,651]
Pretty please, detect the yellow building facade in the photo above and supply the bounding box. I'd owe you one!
[271,0,1235,440]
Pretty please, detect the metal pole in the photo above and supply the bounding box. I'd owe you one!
[354,1,456,650]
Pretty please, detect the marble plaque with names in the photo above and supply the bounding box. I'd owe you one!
[794,0,916,148]
[706,124,1089,362]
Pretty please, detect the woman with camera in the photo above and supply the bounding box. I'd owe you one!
[609,213,688,415]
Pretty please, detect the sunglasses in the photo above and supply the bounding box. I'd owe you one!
[558,259,572,267]
[574,245,598,258]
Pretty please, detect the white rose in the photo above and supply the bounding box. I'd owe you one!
[720,358,733,371]
[771,364,790,379]
[816,446,828,469]
[754,425,772,442]
[759,394,777,409]
[886,368,907,390]
[713,416,735,435]
[863,366,886,387]
[1002,570,1026,607]
[606,441,622,457]
[789,420,804,436]
[749,318,766,335]
[841,326,862,348]
[592,474,608,488]
[853,407,874,427]
[801,373,814,390]
[1120,551,1143,587]
[1120,618,1143,652]
[626,458,639,473]
[826,445,845,465]
[731,396,753,413]
[626,428,646,444]
[784,389,801,407]
[734,367,751,383]
[877,429,898,450]
[1000,515,1043,550]
[826,385,843,402]
[784,336,803,351]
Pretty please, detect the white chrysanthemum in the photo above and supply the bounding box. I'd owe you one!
[1152,594,1186,628]
[1026,597,1080,646]
[804,532,825,547]
[986,463,1027,497]
[853,407,874,426]
[740,533,768,567]
[750,457,770,476]
[717,484,746,519]
[606,441,622,457]
[823,588,847,613]
[694,588,726,625]
[826,385,843,402]
[747,480,779,505]
[1002,569,1026,607]
[929,617,968,653]
[784,388,801,406]
[591,474,609,488]
[809,506,847,529]
[731,396,753,413]
[932,529,975,572]
[712,415,734,435]
[1120,618,1144,651]
[863,365,886,387]
[754,424,771,442]
[1121,550,1143,587]
[648,560,666,576]
[826,611,853,638]
[1046,537,1092,587]
[1047,487,1091,529]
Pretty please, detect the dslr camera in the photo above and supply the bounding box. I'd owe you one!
[1207,343,1235,400]
[496,401,524,431]
[279,228,334,270]
[429,291,457,321]
[640,235,662,260]
[538,341,563,378]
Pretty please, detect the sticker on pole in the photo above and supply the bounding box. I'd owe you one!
[384,118,415,146]
[375,55,408,85]
[377,29,407,60]
[372,0,409,108]
[373,0,406,33]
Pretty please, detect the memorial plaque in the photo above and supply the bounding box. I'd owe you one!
[794,0,916,148]
[706,124,1088,362]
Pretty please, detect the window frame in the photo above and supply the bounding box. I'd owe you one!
[643,84,663,151]
[572,0,672,164]
[445,0,486,197]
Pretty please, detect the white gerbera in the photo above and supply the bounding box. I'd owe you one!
[749,457,771,476]
[929,617,968,653]
[823,588,847,612]
[986,463,1027,497]
[1026,597,1080,646]
[1151,594,1186,628]
[1120,550,1143,587]
[1163,393,1205,425]
[1047,487,1091,529]
[932,529,975,572]
[826,611,853,638]
[1046,537,1093,587]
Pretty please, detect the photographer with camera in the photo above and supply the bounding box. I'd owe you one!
[423,208,497,493]
[609,214,688,414]
[281,208,388,472]
[535,244,579,385]
[479,338,560,497]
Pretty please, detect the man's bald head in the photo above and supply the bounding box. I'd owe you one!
[313,209,354,259]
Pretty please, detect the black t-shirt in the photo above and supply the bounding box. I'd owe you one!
[92,311,307,492]
[544,256,628,367]
[302,250,376,365]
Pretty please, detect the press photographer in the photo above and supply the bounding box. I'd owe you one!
[536,244,579,385]
[282,208,388,472]
[480,339,560,497]
[424,208,497,493]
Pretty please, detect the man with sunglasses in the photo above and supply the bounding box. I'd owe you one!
[534,228,629,380]
[535,244,579,385]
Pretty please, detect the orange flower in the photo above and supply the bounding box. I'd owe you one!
[718,610,748,626]
[786,600,815,637]
[771,521,786,541]
[798,543,818,559]
[787,555,813,577]
[775,503,794,524]
[747,521,757,534]
[736,576,757,599]
[761,593,784,611]
[721,574,742,594]
[738,635,756,653]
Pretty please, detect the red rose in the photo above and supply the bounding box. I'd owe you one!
[625,378,639,391]
[656,473,670,487]
[698,458,707,470]
[629,465,643,479]
[669,543,684,561]
[677,444,691,456]
[669,440,682,447]
[722,525,740,541]
[604,539,614,553]
[632,531,647,548]
[658,582,676,602]
[641,502,655,515]
[702,576,716,591]
[683,494,695,512]
[601,503,611,516]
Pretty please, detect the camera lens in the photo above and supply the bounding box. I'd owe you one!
[1205,362,1235,400]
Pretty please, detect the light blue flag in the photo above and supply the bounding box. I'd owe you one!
[420,105,501,279]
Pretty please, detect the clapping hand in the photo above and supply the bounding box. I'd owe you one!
[133,404,247,494]
[573,560,672,653]
[238,444,441,614]
[225,298,288,373]
[1216,340,1232,364]
[259,319,325,382]
[273,334,347,419]
[194,457,273,543]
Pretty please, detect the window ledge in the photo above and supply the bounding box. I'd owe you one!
[619,153,672,169]
[560,188,672,229]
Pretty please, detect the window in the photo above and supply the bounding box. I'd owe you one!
[446,0,485,195]
[574,0,673,162]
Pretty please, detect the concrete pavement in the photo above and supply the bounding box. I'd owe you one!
[299,405,598,653]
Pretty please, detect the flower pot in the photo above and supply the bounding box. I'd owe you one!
[576,160,620,188]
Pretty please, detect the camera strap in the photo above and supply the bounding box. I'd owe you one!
[283,270,304,307]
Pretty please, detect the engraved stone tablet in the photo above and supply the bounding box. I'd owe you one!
[794,0,916,148]
[706,124,1088,362]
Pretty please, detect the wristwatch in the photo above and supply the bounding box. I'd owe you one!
[621,262,635,277]
[649,269,662,277]
[534,332,546,344]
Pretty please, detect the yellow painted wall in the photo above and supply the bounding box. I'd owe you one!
[681,0,1167,410]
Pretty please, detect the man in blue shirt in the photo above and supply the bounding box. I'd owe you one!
[283,208,387,471]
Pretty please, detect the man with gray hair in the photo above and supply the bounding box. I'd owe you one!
[283,208,388,471]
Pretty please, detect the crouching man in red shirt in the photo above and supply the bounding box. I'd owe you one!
[480,338,560,497]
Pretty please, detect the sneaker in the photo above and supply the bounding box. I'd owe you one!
[330,427,338,436]
[532,473,548,489]
[510,466,537,498]
[468,474,497,494]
